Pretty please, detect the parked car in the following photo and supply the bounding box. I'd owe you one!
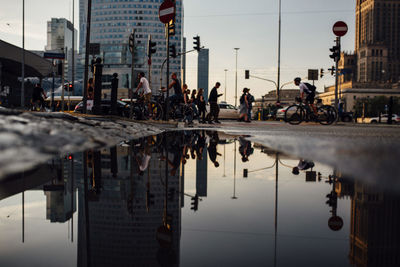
[206,101,240,119]
[276,106,289,120]
[74,99,131,117]
[370,114,400,124]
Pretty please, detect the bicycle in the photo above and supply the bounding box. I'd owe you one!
[130,94,163,121]
[154,90,194,121]
[284,98,337,125]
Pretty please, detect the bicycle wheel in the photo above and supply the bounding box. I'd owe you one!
[318,105,337,125]
[150,101,163,120]
[284,105,304,125]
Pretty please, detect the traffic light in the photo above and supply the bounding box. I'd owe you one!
[328,66,336,76]
[168,19,175,36]
[326,192,337,208]
[191,194,199,211]
[245,70,250,79]
[320,68,324,78]
[148,37,157,58]
[129,33,135,54]
[329,45,340,62]
[169,44,177,58]
[193,36,201,52]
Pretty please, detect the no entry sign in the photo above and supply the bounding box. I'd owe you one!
[333,21,348,37]
[328,216,344,231]
[159,0,175,24]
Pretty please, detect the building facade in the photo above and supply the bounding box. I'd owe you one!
[356,0,400,83]
[46,18,78,83]
[197,48,209,101]
[79,0,184,93]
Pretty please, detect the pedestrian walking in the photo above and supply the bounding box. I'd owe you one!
[87,78,94,100]
[208,82,223,124]
[238,88,250,122]
[197,88,207,123]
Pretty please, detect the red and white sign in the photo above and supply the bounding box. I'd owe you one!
[159,0,175,24]
[328,216,344,231]
[333,21,348,37]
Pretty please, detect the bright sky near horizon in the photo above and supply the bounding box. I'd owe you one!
[0,0,355,104]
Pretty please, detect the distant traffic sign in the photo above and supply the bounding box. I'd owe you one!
[159,0,175,24]
[43,52,65,60]
[333,21,348,37]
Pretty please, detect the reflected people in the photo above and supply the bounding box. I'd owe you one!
[238,137,254,162]
[207,131,221,168]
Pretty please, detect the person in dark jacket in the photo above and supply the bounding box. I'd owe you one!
[208,82,223,124]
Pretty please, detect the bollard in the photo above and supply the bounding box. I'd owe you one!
[388,96,393,125]
[110,73,119,115]
[93,57,103,115]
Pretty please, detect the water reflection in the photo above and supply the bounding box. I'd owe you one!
[0,131,399,266]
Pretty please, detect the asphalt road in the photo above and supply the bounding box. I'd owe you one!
[188,120,400,190]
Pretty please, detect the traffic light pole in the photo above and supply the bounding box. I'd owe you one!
[334,37,340,110]
[148,35,152,87]
[165,24,170,121]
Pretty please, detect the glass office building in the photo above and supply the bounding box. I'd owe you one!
[79,0,184,92]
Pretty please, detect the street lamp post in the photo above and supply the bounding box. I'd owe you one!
[224,69,228,102]
[277,0,282,104]
[234,48,240,107]
[21,0,25,107]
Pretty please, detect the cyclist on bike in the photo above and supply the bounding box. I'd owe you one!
[165,72,183,108]
[294,77,317,115]
[31,83,47,110]
[135,72,152,118]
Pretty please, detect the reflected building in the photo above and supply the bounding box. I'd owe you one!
[44,158,77,223]
[77,140,181,267]
[349,182,400,266]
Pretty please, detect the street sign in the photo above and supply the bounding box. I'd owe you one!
[308,69,319,81]
[328,216,344,231]
[333,21,348,37]
[43,52,65,60]
[159,0,175,24]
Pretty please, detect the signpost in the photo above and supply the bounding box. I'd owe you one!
[333,21,348,37]
[159,0,175,24]
[328,216,344,231]
[43,52,65,60]
[159,0,176,120]
[332,21,348,113]
[308,69,319,84]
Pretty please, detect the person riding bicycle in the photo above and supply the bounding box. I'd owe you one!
[31,83,47,110]
[135,72,152,118]
[164,72,183,109]
[294,77,317,115]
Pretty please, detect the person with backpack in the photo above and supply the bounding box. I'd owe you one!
[294,77,317,115]
[238,88,250,122]
[247,89,255,121]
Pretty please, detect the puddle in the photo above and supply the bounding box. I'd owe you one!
[0,131,399,267]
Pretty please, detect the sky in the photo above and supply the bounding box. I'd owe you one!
[0,0,356,104]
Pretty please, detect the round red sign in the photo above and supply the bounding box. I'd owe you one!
[333,21,348,37]
[328,216,344,231]
[159,0,175,24]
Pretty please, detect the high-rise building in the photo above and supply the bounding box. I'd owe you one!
[45,18,78,83]
[197,48,209,101]
[79,0,184,92]
[355,0,400,83]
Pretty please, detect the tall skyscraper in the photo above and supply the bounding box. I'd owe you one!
[46,18,78,83]
[197,48,209,101]
[79,0,184,92]
[355,0,400,83]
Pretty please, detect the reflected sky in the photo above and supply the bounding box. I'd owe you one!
[0,131,398,267]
